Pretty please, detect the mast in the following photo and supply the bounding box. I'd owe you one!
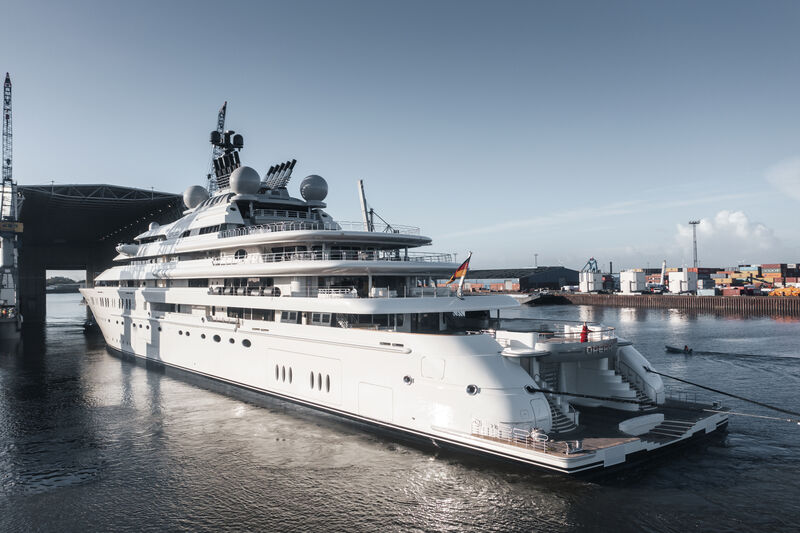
[206,101,227,193]
[357,180,373,232]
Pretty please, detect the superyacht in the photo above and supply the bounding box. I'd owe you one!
[82,129,728,474]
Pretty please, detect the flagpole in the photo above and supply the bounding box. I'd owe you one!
[457,251,472,299]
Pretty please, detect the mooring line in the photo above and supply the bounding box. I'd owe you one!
[644,367,800,418]
[702,408,800,424]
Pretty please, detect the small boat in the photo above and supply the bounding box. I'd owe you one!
[666,345,693,354]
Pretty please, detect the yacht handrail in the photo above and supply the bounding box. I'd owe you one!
[470,418,550,452]
[252,208,317,220]
[496,318,616,342]
[218,220,420,239]
[212,250,453,266]
[616,359,657,401]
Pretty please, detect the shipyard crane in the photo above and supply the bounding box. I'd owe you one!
[580,257,599,273]
[206,101,227,193]
[2,73,13,220]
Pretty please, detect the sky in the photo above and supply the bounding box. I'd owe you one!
[4,0,800,276]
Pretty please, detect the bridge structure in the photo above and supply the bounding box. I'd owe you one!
[18,184,183,323]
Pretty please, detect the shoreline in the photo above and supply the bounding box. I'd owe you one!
[559,292,800,315]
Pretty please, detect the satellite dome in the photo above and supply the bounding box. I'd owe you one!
[230,166,261,195]
[300,174,328,202]
[183,185,209,209]
[148,222,160,231]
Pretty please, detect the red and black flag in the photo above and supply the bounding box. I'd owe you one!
[447,252,472,285]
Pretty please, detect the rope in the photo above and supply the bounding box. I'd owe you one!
[644,367,800,418]
[524,386,652,406]
[702,408,800,425]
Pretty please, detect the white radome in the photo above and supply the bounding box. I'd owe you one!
[230,166,261,195]
[183,185,209,209]
[300,174,328,202]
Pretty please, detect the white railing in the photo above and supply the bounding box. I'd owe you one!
[317,286,358,298]
[218,220,420,239]
[616,359,658,402]
[211,250,453,266]
[252,208,317,220]
[470,419,550,453]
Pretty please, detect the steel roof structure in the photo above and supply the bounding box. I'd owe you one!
[19,184,183,245]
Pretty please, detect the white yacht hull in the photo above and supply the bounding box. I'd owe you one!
[83,287,729,475]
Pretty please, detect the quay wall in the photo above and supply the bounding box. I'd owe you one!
[561,293,800,315]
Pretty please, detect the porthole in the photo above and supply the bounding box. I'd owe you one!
[179,330,183,335]
[466,384,479,396]
[242,339,251,347]
[289,368,293,384]
[213,335,221,342]
[281,366,286,382]
[310,372,314,389]
[158,327,162,331]
[229,338,235,344]
[139,324,143,328]
[317,373,322,391]
[275,365,279,381]
[146,325,150,330]
[325,375,330,392]
[185,331,190,337]
[201,333,206,339]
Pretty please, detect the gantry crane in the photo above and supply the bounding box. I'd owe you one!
[581,257,600,273]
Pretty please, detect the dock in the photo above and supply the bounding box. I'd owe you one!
[562,293,800,315]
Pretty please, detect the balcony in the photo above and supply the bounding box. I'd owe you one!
[211,250,454,266]
[218,220,421,239]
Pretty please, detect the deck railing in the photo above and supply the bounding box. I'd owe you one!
[211,250,453,266]
[470,419,551,453]
[218,220,420,239]
[616,359,658,401]
[496,318,616,343]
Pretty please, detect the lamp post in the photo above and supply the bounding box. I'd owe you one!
[689,220,700,268]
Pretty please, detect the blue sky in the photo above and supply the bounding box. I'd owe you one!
[4,0,800,275]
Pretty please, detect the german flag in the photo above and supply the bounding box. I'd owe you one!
[446,253,472,284]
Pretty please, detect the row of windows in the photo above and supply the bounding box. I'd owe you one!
[276,365,292,383]
[310,372,331,393]
[93,296,136,310]
[108,318,253,347]
[274,365,331,393]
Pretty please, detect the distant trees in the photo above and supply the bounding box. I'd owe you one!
[46,276,77,286]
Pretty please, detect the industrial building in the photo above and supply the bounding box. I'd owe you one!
[462,267,579,292]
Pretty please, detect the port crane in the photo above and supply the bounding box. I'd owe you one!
[580,257,599,272]
[206,101,227,193]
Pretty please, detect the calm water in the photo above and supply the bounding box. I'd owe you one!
[1,294,799,532]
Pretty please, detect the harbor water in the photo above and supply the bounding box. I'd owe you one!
[1,294,799,532]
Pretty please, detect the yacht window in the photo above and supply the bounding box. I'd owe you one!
[234,249,247,260]
[280,311,299,323]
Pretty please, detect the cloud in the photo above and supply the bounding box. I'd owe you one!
[438,191,754,240]
[765,157,800,201]
[673,210,780,264]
